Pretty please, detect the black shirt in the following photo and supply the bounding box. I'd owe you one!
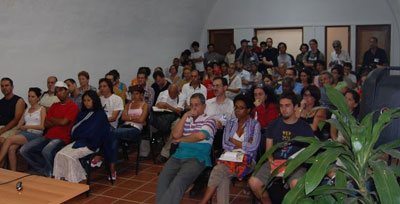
[265,117,314,160]
[362,47,388,68]
[0,95,23,126]
[262,47,279,67]
[151,81,170,106]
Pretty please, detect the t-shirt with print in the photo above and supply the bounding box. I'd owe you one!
[265,117,313,160]
[45,100,79,144]
[100,94,124,128]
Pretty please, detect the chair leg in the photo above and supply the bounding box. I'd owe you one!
[135,139,141,175]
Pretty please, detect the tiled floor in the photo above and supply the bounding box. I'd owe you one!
[63,153,254,204]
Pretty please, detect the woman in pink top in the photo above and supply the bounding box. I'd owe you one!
[114,85,148,142]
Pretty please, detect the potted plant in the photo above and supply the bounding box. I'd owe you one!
[254,85,400,204]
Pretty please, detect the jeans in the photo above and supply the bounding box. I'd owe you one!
[20,137,66,177]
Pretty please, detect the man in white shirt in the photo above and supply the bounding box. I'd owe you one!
[153,84,181,132]
[224,63,242,100]
[329,40,351,69]
[190,41,204,74]
[235,60,251,90]
[99,78,124,128]
[205,77,234,129]
[154,84,182,163]
[39,76,60,109]
[178,70,207,111]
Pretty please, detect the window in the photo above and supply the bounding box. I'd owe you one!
[255,28,303,57]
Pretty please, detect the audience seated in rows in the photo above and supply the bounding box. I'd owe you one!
[53,90,111,182]
[200,93,261,204]
[249,92,314,204]
[65,78,83,110]
[0,87,44,170]
[21,81,79,177]
[39,76,59,109]
[156,93,216,204]
[78,71,97,93]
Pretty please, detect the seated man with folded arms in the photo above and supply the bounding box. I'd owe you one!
[0,78,26,144]
[156,93,216,204]
[249,92,313,204]
[20,81,79,177]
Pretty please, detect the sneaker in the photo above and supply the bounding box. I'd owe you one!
[108,171,117,181]
[90,159,103,168]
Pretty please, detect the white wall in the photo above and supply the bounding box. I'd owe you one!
[0,0,215,98]
[201,0,400,69]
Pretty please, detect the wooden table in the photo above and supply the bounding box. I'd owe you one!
[0,169,89,204]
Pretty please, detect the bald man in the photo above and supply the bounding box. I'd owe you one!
[39,76,60,109]
[152,84,181,164]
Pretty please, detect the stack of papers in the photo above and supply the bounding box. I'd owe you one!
[152,106,172,112]
[219,151,244,162]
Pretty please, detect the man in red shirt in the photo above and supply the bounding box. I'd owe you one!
[20,81,78,177]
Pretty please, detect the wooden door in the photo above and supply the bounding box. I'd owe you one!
[209,29,234,56]
[356,25,391,69]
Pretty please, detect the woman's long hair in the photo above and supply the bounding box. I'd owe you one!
[81,90,103,111]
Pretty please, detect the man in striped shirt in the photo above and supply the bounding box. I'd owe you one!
[156,93,216,204]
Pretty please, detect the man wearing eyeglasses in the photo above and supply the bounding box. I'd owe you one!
[187,77,234,196]
[156,93,216,204]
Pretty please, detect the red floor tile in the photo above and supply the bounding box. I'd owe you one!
[84,195,117,204]
[89,183,113,194]
[131,172,157,182]
[143,195,156,204]
[137,183,158,193]
[122,190,154,202]
[117,180,146,190]
[113,200,140,204]
[102,187,132,198]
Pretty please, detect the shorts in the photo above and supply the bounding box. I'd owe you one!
[20,131,42,142]
[252,161,306,188]
[0,125,19,139]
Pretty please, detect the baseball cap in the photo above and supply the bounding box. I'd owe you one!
[54,81,68,89]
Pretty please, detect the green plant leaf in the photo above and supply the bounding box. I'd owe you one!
[283,142,324,180]
[383,149,400,160]
[315,195,336,204]
[375,138,400,153]
[390,165,400,177]
[305,148,343,195]
[325,85,353,121]
[297,197,314,204]
[334,170,347,202]
[308,185,356,196]
[253,141,284,176]
[337,155,360,185]
[282,176,306,204]
[360,112,374,142]
[292,136,321,144]
[371,160,400,204]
